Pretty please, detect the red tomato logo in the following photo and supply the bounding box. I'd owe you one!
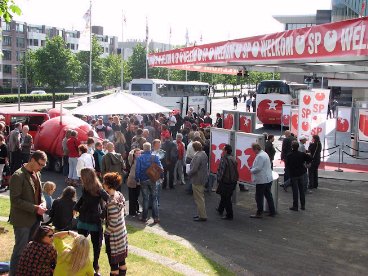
[303,95,311,105]
[315,92,325,101]
[210,143,226,173]
[236,147,256,183]
[359,114,368,136]
[282,115,290,126]
[239,116,252,133]
[291,114,298,130]
[302,121,309,131]
[336,117,349,132]
[223,114,234,130]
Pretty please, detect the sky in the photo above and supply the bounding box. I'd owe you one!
[14,0,332,45]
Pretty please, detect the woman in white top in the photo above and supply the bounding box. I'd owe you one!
[76,144,95,177]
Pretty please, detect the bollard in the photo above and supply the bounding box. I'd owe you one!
[335,147,344,172]
[341,143,344,164]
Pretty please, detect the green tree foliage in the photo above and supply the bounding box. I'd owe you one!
[128,43,147,79]
[102,54,131,87]
[20,50,40,91]
[76,36,104,89]
[0,0,21,22]
[35,36,74,107]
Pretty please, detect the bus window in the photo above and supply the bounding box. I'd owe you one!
[131,83,153,92]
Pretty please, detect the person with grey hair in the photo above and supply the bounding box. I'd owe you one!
[173,133,186,186]
[21,125,33,164]
[142,128,152,144]
[8,122,22,174]
[135,142,163,223]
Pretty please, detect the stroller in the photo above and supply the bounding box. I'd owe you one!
[0,164,10,192]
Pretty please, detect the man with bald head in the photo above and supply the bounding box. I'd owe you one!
[281,130,296,190]
[101,142,125,178]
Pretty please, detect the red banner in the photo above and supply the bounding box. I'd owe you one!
[148,17,368,67]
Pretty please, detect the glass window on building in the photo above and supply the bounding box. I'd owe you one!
[71,44,75,50]
[1,21,11,31]
[16,51,25,61]
[3,50,12,61]
[58,30,63,37]
[3,65,12,74]
[3,35,11,46]
[41,40,46,47]
[16,23,24,32]
[34,39,39,46]
[16,37,25,48]
[2,79,12,87]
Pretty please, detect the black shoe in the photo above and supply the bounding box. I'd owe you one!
[250,213,262,218]
[221,215,233,220]
[289,207,298,211]
[283,185,288,192]
[268,213,276,217]
[215,208,223,215]
[169,186,175,189]
[239,187,249,192]
[193,215,199,219]
[301,206,305,210]
[193,217,207,222]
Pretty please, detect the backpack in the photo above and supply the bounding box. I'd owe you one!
[222,156,239,184]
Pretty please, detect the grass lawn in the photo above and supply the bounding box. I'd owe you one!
[127,225,234,276]
[0,197,10,218]
[0,221,182,276]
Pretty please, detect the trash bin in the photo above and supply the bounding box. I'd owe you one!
[264,171,279,213]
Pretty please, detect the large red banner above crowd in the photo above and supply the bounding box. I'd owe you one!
[148,17,368,68]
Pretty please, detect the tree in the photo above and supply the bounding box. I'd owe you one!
[0,0,21,22]
[102,54,131,88]
[68,55,82,93]
[36,36,74,107]
[20,50,40,91]
[128,43,147,79]
[76,36,104,89]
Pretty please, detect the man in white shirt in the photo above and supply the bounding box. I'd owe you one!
[168,112,177,138]
[250,143,276,218]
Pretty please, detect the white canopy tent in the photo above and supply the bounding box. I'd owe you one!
[71,92,171,115]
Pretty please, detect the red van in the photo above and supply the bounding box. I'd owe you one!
[0,111,50,139]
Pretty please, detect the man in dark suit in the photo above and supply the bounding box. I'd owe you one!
[281,130,296,190]
[9,150,47,276]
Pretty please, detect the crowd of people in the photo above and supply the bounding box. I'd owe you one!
[0,105,323,275]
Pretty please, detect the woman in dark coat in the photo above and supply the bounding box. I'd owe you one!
[307,135,322,189]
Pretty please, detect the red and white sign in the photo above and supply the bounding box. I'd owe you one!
[223,112,235,130]
[235,133,259,183]
[358,109,368,142]
[239,115,252,133]
[290,108,299,136]
[210,128,231,174]
[336,106,352,133]
[298,91,314,142]
[310,89,330,144]
[281,104,291,126]
[256,94,290,125]
[149,17,368,70]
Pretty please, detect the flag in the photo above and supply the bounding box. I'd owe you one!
[169,26,172,39]
[200,33,203,44]
[185,28,189,46]
[145,16,149,43]
[123,14,127,25]
[79,7,91,51]
[361,0,366,17]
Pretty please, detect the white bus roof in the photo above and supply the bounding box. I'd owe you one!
[130,79,209,86]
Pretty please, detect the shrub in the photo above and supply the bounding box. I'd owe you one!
[0,93,70,103]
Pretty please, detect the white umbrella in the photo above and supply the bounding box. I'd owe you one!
[71,92,171,115]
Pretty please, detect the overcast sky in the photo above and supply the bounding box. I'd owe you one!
[14,0,332,45]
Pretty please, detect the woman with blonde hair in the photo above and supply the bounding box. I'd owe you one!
[74,168,109,275]
[103,172,128,276]
[53,230,94,275]
[114,131,127,158]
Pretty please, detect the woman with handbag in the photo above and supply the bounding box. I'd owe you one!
[74,168,109,275]
[127,148,141,216]
[308,135,322,189]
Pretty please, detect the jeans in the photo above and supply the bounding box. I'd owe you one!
[62,155,69,176]
[174,159,185,185]
[291,175,305,209]
[78,228,103,271]
[68,157,78,180]
[302,172,309,192]
[128,186,141,215]
[163,163,175,188]
[255,182,275,215]
[9,221,40,276]
[141,180,159,219]
[218,193,233,218]
[192,184,207,219]
[308,164,319,188]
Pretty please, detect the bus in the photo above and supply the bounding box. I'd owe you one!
[256,80,308,125]
[129,79,211,117]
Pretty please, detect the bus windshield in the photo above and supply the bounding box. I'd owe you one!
[156,84,208,97]
[257,81,290,94]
